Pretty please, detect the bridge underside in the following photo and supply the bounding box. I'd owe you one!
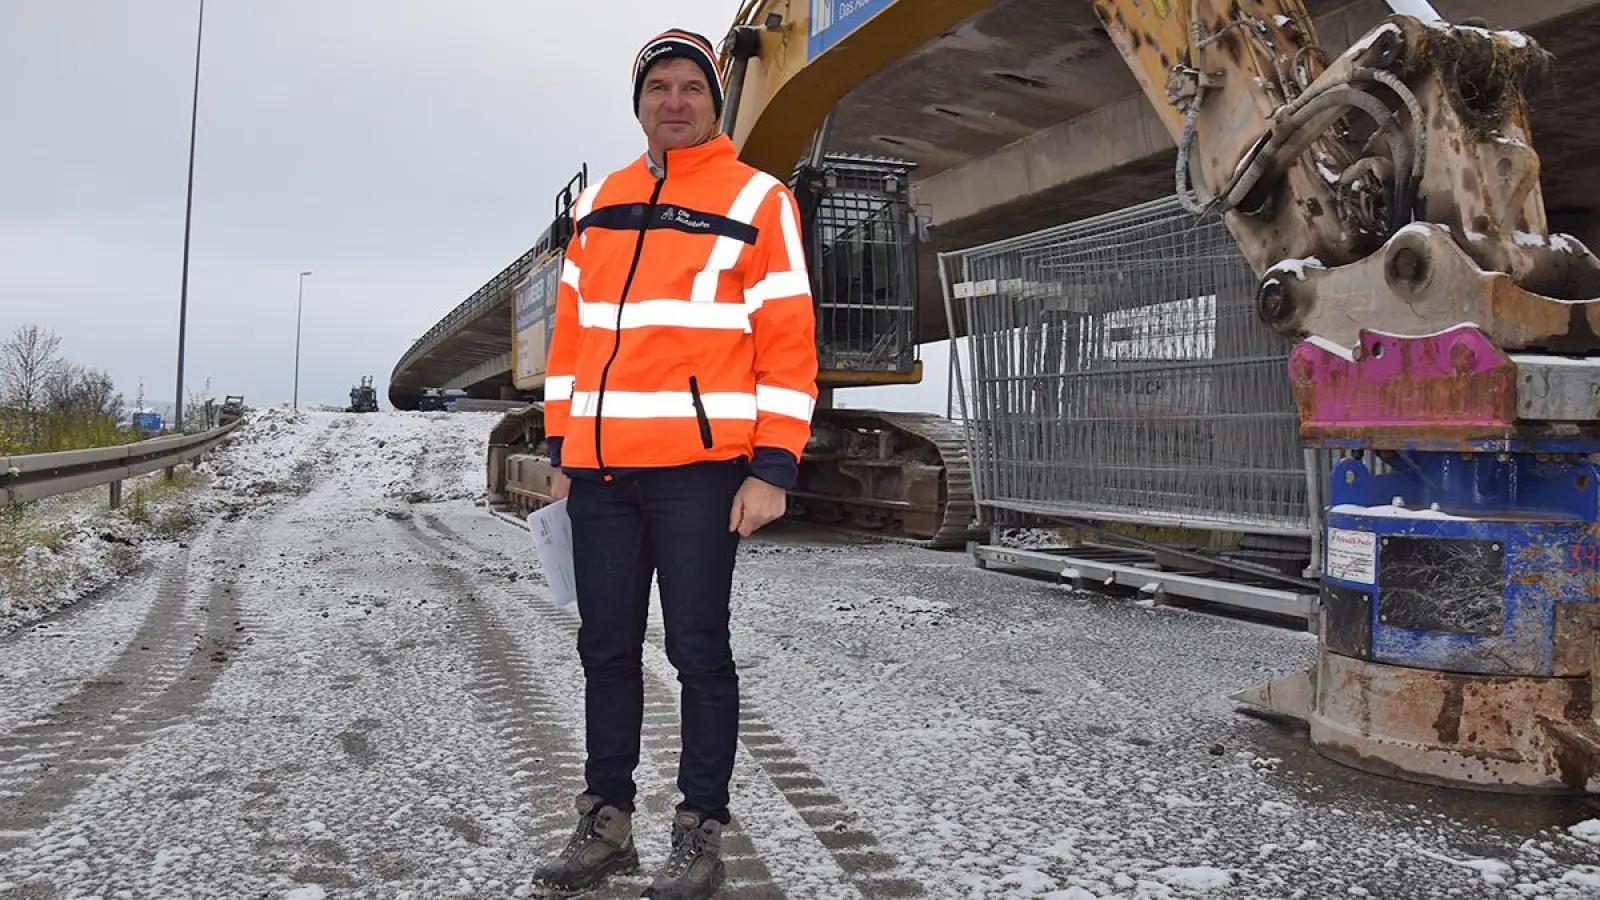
[816,0,1600,344]
[387,296,515,410]
[392,0,1600,397]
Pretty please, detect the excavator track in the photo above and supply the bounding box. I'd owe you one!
[786,409,980,550]
[489,406,981,550]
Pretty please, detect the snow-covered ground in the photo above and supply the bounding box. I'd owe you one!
[0,408,1597,899]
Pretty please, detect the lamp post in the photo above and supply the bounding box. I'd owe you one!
[293,270,311,410]
[174,0,205,432]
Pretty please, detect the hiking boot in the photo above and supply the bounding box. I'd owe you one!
[531,793,639,895]
[641,810,726,899]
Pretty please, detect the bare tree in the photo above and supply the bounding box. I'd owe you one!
[0,324,64,414]
[44,363,122,419]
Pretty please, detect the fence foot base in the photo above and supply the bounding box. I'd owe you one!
[970,542,1317,628]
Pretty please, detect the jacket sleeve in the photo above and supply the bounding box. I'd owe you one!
[741,183,819,489]
[543,203,584,468]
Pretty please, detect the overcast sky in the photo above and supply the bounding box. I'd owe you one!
[0,0,796,414]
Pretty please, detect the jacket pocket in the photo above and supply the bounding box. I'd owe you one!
[688,375,714,450]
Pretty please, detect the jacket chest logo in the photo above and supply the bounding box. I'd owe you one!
[658,205,713,232]
[578,201,760,246]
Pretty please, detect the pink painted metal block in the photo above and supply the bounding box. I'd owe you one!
[1289,327,1517,440]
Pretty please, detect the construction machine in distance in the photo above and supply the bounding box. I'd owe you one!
[487,0,1600,793]
[347,376,379,413]
[217,395,246,427]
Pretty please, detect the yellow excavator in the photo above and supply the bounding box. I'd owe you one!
[488,0,1600,792]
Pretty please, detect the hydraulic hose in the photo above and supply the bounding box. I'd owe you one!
[1225,86,1412,231]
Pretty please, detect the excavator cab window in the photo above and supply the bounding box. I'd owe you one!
[790,155,919,376]
[538,165,588,255]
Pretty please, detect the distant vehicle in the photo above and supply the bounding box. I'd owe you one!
[415,387,466,412]
[130,411,163,433]
[218,396,246,426]
[347,376,379,413]
[416,388,448,412]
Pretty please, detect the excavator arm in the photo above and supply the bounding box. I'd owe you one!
[717,0,997,177]
[1092,2,1600,436]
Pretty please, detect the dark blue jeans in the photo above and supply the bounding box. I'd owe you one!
[566,459,744,824]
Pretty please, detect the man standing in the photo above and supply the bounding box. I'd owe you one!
[531,26,819,899]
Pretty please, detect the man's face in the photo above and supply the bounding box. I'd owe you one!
[638,57,716,153]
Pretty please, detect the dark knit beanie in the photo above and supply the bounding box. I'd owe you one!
[633,29,724,119]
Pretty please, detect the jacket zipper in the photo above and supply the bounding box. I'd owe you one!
[593,152,668,480]
[688,375,713,449]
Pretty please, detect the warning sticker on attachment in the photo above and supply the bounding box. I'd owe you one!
[1326,528,1377,584]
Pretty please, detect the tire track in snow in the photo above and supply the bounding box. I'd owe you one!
[409,512,793,898]
[402,516,683,899]
[398,518,585,843]
[421,512,925,898]
[0,517,257,849]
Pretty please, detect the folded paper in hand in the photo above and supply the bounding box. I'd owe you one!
[526,499,577,610]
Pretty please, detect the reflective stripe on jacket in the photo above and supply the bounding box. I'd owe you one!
[543,133,819,488]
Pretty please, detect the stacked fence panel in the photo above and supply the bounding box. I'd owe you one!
[940,195,1317,536]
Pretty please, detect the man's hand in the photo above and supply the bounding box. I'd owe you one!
[729,477,785,537]
[551,470,571,501]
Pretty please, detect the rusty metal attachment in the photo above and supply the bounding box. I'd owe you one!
[1097,4,1600,354]
[1096,5,1600,794]
[1243,621,1600,793]
[1237,425,1600,793]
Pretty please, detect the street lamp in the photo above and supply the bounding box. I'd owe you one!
[174,0,205,432]
[293,270,311,410]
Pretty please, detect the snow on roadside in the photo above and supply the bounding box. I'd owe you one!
[0,463,210,639]
[0,407,498,637]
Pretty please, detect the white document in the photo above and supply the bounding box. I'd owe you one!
[526,499,578,610]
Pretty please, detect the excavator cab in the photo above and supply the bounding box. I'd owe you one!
[790,154,920,378]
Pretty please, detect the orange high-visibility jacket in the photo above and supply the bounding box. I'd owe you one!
[543,133,819,488]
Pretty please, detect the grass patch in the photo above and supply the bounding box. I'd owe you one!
[0,509,70,561]
[121,468,207,538]
[0,411,144,455]
[0,505,75,609]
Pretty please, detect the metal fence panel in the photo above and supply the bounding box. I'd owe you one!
[940,195,1318,536]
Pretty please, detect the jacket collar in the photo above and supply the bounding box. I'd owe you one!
[641,132,736,179]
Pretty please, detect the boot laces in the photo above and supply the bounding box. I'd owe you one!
[661,823,709,877]
[561,809,603,858]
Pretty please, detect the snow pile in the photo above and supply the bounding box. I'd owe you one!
[0,474,186,637]
[199,407,332,509]
[1154,865,1235,892]
[0,408,498,636]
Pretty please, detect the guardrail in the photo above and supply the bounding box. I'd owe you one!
[2,420,244,507]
